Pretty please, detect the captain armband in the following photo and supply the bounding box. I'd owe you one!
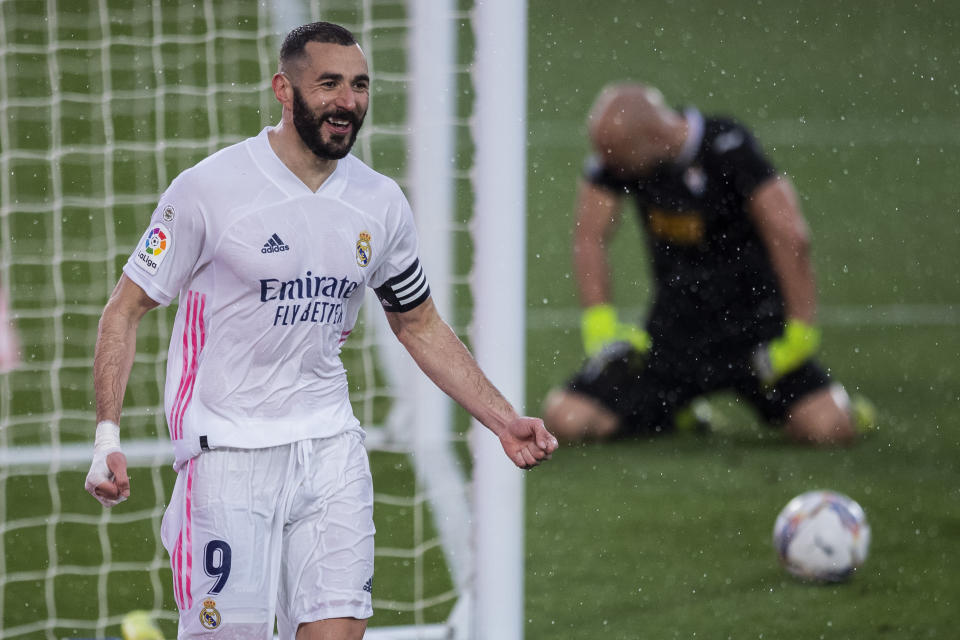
[374,259,431,312]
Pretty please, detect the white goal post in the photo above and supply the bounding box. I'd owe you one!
[468,1,528,638]
[0,1,527,639]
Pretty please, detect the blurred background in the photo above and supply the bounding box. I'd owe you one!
[2,0,958,638]
[524,1,959,637]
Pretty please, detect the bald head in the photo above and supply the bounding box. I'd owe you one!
[587,83,687,177]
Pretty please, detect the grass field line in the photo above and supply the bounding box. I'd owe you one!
[527,302,960,329]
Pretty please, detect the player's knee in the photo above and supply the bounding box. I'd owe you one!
[543,388,619,442]
[788,418,854,445]
[784,389,855,445]
[542,389,578,440]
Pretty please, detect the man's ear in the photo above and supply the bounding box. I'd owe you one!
[272,72,292,107]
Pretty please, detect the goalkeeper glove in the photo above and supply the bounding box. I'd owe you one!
[753,318,822,385]
[84,421,129,508]
[581,303,651,357]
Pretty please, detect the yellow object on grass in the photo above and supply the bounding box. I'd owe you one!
[122,610,165,640]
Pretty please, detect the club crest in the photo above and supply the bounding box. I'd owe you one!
[356,231,372,267]
[199,598,222,630]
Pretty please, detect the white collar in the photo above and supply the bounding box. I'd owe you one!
[675,107,705,166]
[252,126,349,198]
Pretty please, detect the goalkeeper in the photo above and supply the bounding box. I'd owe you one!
[543,83,871,444]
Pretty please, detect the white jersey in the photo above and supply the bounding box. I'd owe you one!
[123,127,430,470]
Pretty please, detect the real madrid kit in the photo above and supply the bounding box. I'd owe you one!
[568,108,831,433]
[123,127,429,635]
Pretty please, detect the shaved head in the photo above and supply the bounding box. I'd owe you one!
[587,83,687,177]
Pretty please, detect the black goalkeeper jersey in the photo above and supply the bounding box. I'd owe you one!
[585,108,784,351]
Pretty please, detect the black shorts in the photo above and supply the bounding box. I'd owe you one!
[566,341,831,435]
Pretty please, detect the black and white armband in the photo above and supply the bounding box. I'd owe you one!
[374,259,431,312]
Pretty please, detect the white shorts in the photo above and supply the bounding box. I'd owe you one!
[160,429,375,639]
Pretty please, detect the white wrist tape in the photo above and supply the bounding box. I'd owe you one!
[86,421,125,508]
[94,420,122,456]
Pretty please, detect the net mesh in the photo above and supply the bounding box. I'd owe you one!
[0,1,473,637]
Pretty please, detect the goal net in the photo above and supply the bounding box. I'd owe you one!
[0,1,527,638]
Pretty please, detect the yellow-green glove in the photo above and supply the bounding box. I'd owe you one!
[753,318,821,385]
[581,304,651,357]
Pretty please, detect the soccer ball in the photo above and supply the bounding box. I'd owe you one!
[772,490,870,582]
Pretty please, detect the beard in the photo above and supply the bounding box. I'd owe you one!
[291,86,365,160]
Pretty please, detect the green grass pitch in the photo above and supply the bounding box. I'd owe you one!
[3,0,959,638]
[524,1,959,637]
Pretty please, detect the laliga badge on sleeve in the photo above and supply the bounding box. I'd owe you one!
[134,222,172,275]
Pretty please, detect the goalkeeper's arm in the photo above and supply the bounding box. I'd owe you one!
[85,275,158,507]
[573,179,623,310]
[748,176,821,383]
[573,180,652,355]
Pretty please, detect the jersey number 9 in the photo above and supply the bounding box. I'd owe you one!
[204,539,232,594]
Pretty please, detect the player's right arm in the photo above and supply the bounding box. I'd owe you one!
[573,178,623,308]
[385,298,557,469]
[85,274,158,507]
[573,179,650,356]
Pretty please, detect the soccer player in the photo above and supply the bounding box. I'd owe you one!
[84,22,557,640]
[543,82,871,445]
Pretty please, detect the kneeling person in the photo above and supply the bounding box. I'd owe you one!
[544,83,867,445]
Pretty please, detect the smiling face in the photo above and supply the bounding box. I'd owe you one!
[285,41,370,160]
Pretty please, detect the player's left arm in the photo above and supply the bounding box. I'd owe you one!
[747,175,817,325]
[385,298,558,469]
[748,176,822,381]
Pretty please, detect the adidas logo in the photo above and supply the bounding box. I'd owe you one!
[261,233,290,254]
[362,577,373,593]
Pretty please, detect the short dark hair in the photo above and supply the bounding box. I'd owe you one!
[280,22,358,69]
